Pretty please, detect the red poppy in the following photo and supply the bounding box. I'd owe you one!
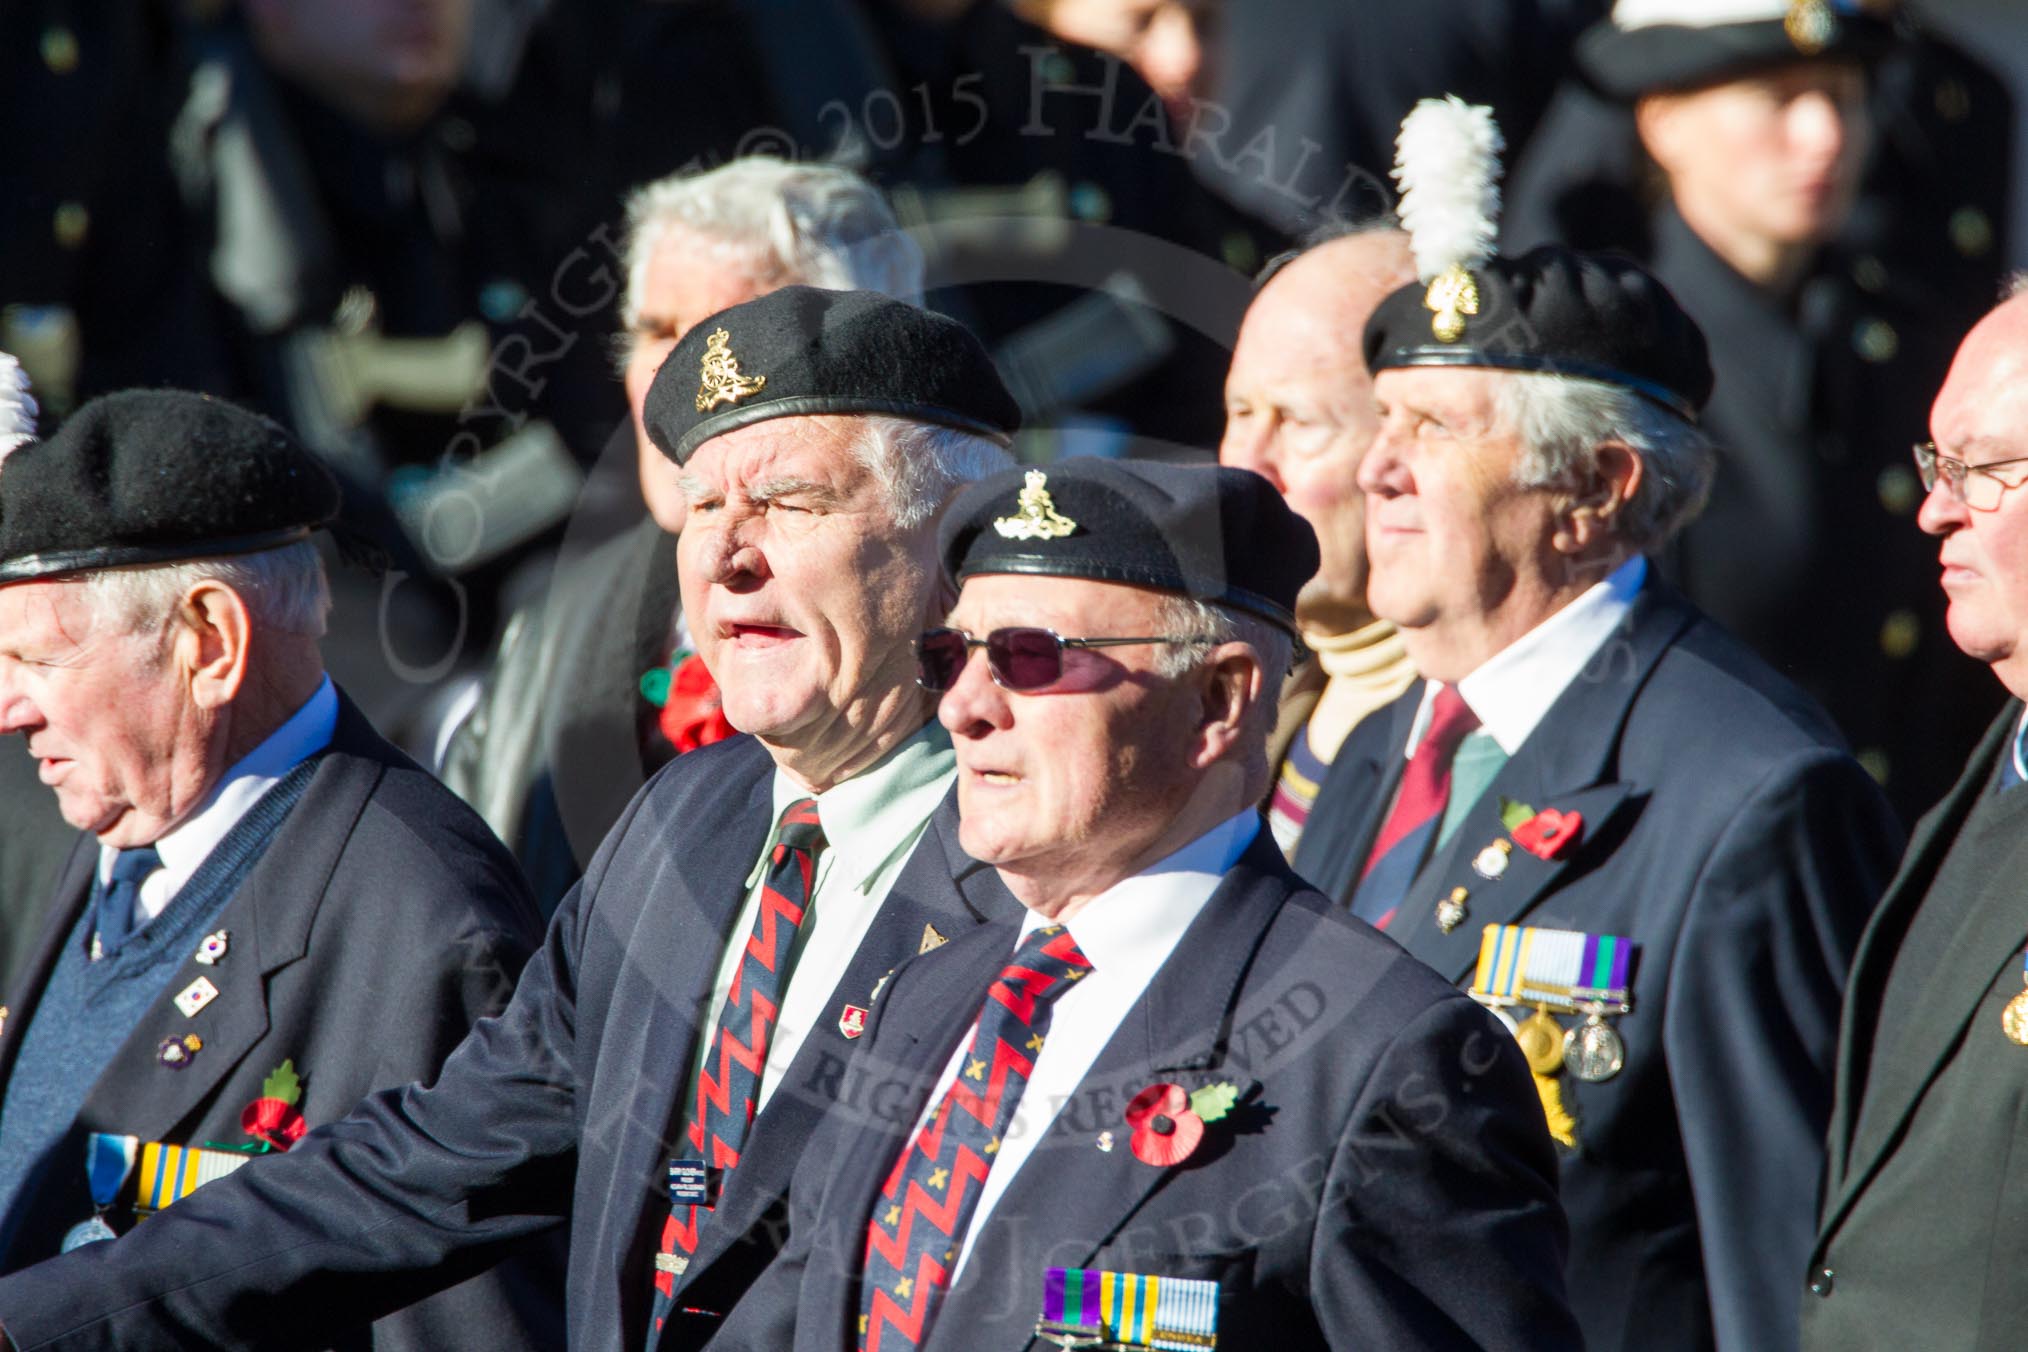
[660,654,737,753]
[1124,1083,1205,1167]
[239,1098,307,1153]
[1513,808,1582,860]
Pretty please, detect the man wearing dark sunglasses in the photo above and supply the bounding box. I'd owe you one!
[710,457,1580,1351]
[1805,282,2028,1350]
[0,288,1031,1352]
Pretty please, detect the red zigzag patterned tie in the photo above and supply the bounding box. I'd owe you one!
[649,796,825,1332]
[857,924,1093,1351]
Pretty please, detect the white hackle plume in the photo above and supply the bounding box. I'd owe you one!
[1392,96,1506,285]
[0,352,37,466]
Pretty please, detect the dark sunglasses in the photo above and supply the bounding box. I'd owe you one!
[914,626,1218,693]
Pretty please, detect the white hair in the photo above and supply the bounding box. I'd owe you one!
[2006,270,2028,301]
[620,156,923,333]
[1152,595,1294,707]
[0,352,37,463]
[81,541,331,639]
[850,417,1014,530]
[1497,372,1716,552]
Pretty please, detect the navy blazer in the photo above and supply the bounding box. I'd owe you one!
[709,834,1582,1352]
[1293,578,1903,1352]
[0,730,1016,1352]
[0,692,557,1350]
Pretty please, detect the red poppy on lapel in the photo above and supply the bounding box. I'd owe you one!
[1512,807,1583,860]
[240,1059,308,1153]
[1125,1083,1204,1166]
[659,654,737,753]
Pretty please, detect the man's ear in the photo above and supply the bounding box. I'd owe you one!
[1553,441,1643,557]
[178,582,253,711]
[1191,644,1261,769]
[1633,93,1686,175]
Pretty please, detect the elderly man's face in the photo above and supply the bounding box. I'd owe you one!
[1638,62,1870,263]
[627,229,781,533]
[1917,296,2028,696]
[1359,367,1568,681]
[937,575,1207,900]
[0,582,203,846]
[677,415,941,783]
[1220,233,1413,635]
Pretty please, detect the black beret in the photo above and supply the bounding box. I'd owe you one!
[1363,245,1714,422]
[1579,1,1894,101]
[644,287,1020,465]
[0,390,340,585]
[939,458,1319,637]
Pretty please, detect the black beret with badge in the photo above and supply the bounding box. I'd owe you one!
[939,457,1320,637]
[0,389,341,585]
[644,286,1021,466]
[1363,96,1714,423]
[1578,0,1896,102]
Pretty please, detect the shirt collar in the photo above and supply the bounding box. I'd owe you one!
[1016,809,1260,974]
[755,721,957,895]
[101,676,340,886]
[1406,555,1647,757]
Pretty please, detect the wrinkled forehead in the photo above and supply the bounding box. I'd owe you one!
[0,577,94,646]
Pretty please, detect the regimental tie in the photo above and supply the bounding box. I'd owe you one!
[91,847,162,960]
[1352,684,1480,929]
[857,925,1094,1351]
[646,797,825,1340]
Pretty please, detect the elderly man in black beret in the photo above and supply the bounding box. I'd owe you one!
[0,287,1023,1352]
[1288,98,1904,1352]
[710,457,1580,1352]
[0,391,559,1346]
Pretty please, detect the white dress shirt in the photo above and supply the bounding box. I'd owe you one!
[99,676,339,925]
[680,721,956,1122]
[1402,555,1648,755]
[910,809,1260,1279]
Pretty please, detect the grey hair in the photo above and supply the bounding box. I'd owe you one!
[1151,595,1294,715]
[2007,270,2028,301]
[80,541,331,640]
[1497,372,1716,552]
[620,156,924,331]
[850,417,1014,530]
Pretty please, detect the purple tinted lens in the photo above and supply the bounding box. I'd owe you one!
[987,628,1064,690]
[917,629,969,691]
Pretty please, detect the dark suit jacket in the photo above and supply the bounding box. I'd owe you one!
[0,730,1018,1352]
[1803,701,2028,1350]
[1293,577,1903,1352]
[709,834,1582,1352]
[0,691,558,1350]
[0,752,73,994]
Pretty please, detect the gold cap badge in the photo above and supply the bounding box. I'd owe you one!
[1784,0,1838,55]
[1425,263,1480,344]
[992,469,1079,541]
[695,328,766,413]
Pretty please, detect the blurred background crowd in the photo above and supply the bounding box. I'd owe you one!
[1,0,2024,987]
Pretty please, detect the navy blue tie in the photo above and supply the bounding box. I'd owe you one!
[94,846,162,959]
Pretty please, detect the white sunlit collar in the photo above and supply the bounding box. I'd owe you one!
[1406,556,1647,757]
[754,720,956,894]
[1016,809,1259,974]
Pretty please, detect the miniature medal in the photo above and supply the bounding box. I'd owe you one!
[1435,886,1471,934]
[1472,838,1512,880]
[1514,1006,1565,1076]
[2004,947,2028,1046]
[1564,1011,1627,1082]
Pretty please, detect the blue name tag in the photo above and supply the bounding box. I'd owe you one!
[668,1159,712,1208]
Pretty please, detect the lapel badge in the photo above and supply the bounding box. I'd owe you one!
[2001,945,2028,1045]
[694,327,766,412]
[1425,263,1480,343]
[919,923,947,955]
[157,1034,203,1069]
[1784,0,1837,55]
[838,1004,868,1039]
[992,470,1078,541]
[173,976,220,1019]
[194,930,229,966]
[1096,1130,1115,1153]
[1472,838,1512,880]
[1435,886,1471,935]
[0,1005,8,1037]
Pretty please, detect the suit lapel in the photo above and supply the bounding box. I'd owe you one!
[686,791,1020,1281]
[73,704,388,1146]
[1292,689,1415,904]
[1390,582,1693,980]
[1822,704,2011,1196]
[0,840,96,1083]
[932,844,1289,1350]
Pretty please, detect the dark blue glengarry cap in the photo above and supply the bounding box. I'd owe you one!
[0,390,341,585]
[1579,0,1896,101]
[1363,244,1715,423]
[939,458,1320,637]
[643,286,1020,466]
